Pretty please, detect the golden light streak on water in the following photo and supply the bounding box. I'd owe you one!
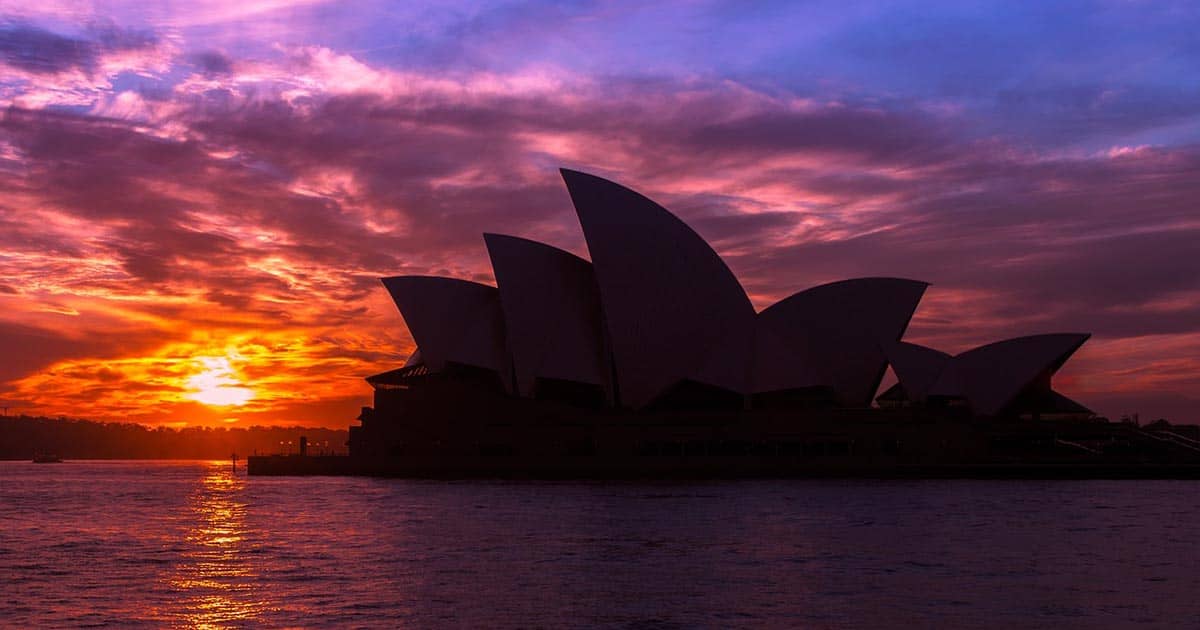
[166,463,271,628]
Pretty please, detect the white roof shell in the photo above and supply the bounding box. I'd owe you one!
[381,276,510,387]
[484,233,610,398]
[758,278,928,406]
[561,168,756,407]
[927,333,1090,415]
[884,341,951,401]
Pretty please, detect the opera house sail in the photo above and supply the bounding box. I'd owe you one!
[484,233,611,403]
[251,167,1200,478]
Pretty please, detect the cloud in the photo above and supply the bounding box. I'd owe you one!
[190,50,234,75]
[0,33,1197,424]
[0,20,158,76]
[85,19,158,52]
[0,24,96,75]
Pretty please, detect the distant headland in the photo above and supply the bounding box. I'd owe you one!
[0,415,346,461]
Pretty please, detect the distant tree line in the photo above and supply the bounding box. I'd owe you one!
[0,415,348,460]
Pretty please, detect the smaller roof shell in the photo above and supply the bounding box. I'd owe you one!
[381,276,510,388]
[884,341,952,402]
[928,333,1090,415]
[484,233,610,398]
[758,278,928,406]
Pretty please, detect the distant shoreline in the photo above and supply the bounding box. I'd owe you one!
[0,414,347,461]
[1,457,255,462]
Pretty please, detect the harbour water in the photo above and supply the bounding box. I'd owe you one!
[1,460,1197,628]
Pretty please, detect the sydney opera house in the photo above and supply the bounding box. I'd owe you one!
[317,168,1200,476]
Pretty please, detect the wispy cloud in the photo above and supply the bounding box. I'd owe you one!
[1,5,1197,425]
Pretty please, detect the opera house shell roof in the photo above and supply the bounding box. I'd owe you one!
[380,169,1091,418]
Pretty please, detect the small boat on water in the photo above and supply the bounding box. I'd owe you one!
[32,453,64,463]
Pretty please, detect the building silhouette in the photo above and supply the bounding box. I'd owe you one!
[341,169,1131,470]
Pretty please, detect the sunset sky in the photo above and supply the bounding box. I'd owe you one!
[1,1,1198,428]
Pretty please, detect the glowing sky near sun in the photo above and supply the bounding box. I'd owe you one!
[0,1,1198,427]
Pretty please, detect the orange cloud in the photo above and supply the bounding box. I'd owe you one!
[0,38,1197,428]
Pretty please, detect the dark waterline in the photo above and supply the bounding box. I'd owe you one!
[1,461,1197,628]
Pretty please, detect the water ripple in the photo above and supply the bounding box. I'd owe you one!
[2,462,1199,627]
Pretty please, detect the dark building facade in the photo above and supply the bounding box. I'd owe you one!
[339,169,1140,471]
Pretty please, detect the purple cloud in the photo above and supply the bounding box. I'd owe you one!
[0,5,1196,425]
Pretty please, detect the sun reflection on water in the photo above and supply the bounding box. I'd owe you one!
[165,462,270,628]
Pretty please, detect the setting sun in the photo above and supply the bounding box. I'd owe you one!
[186,356,254,407]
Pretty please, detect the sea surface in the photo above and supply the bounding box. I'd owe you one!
[0,461,1197,628]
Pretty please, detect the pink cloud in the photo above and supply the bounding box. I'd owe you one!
[0,45,1196,425]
